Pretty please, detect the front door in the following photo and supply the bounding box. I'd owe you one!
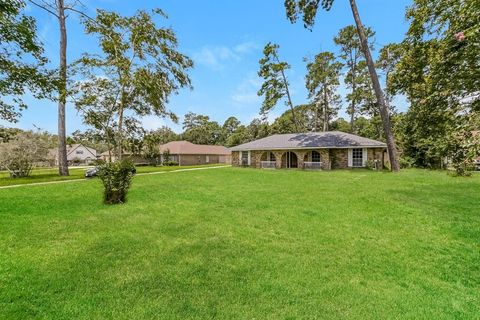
[282,151,298,168]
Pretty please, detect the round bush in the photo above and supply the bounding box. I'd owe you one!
[97,160,136,204]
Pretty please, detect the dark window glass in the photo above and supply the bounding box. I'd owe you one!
[352,148,363,167]
[241,151,249,165]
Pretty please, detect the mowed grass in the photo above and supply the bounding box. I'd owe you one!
[0,164,225,187]
[0,168,479,319]
[0,167,87,186]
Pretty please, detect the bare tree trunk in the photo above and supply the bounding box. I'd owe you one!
[349,0,400,172]
[314,99,320,131]
[106,132,112,162]
[350,80,356,132]
[323,87,329,132]
[117,106,124,161]
[57,0,69,176]
[350,101,356,132]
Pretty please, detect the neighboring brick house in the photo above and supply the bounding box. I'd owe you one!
[48,143,98,166]
[230,131,388,170]
[159,141,231,166]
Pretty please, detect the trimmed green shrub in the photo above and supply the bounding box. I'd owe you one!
[365,160,375,170]
[162,150,171,164]
[97,160,136,204]
[365,159,382,170]
[400,156,415,169]
[163,161,179,166]
[449,165,472,177]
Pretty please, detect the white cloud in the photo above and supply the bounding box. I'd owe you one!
[231,92,260,104]
[141,116,165,131]
[193,46,237,70]
[233,41,259,54]
[266,110,281,124]
[230,74,262,105]
[192,41,259,71]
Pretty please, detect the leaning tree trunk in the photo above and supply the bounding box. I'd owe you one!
[323,87,329,132]
[350,97,355,132]
[280,68,300,132]
[274,54,299,132]
[350,70,356,133]
[349,0,400,172]
[57,0,69,176]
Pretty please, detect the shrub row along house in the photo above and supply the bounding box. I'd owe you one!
[230,131,388,170]
[159,141,231,166]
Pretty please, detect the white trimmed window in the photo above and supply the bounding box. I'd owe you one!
[206,155,210,163]
[352,148,363,167]
[348,148,368,167]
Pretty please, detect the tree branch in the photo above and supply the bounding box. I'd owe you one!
[28,0,59,18]
[64,6,94,22]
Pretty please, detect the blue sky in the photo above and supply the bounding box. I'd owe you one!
[3,0,412,134]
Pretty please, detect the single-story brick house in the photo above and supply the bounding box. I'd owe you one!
[159,141,231,166]
[230,131,388,170]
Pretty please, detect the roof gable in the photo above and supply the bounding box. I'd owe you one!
[66,144,97,158]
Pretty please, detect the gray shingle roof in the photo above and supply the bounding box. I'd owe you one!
[230,131,387,151]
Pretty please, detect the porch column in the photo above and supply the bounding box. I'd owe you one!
[252,151,263,168]
[294,151,307,169]
[320,149,331,170]
[232,151,240,166]
[375,148,384,170]
[273,151,284,169]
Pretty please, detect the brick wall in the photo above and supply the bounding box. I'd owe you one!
[367,148,386,170]
[331,149,348,169]
[232,151,240,166]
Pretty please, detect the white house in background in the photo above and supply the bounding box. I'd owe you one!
[48,143,98,166]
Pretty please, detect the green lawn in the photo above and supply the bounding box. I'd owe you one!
[0,164,226,187]
[0,168,479,319]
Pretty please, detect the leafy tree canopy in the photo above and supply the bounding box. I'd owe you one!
[182,112,222,145]
[74,8,193,158]
[257,42,299,130]
[389,0,480,168]
[0,0,52,122]
[305,51,342,131]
